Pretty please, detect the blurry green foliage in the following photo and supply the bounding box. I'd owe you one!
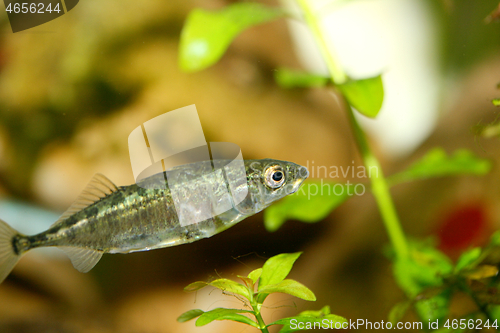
[337,76,384,118]
[430,0,500,73]
[192,308,259,328]
[178,2,385,119]
[179,3,284,72]
[269,306,348,332]
[274,68,330,89]
[264,180,358,232]
[485,2,500,23]
[387,148,492,186]
[265,148,490,232]
[274,69,384,117]
[178,252,346,333]
[176,1,498,331]
[475,121,500,138]
[388,231,500,328]
[455,247,482,272]
[391,240,453,326]
[388,300,411,326]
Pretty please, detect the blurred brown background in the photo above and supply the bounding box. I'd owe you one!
[0,0,499,332]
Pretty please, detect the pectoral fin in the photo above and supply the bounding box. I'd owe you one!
[59,247,103,273]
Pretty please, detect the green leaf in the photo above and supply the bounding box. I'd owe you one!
[258,279,316,301]
[485,4,500,24]
[298,305,331,317]
[337,75,384,118]
[455,247,481,272]
[461,264,499,280]
[177,309,205,323]
[259,252,301,290]
[237,275,254,289]
[388,301,411,325]
[185,279,252,300]
[248,268,262,284]
[493,99,500,106]
[270,308,347,333]
[392,241,453,323]
[474,120,500,138]
[195,308,258,327]
[414,289,451,325]
[490,230,500,246]
[487,304,500,322]
[257,252,302,304]
[179,3,284,72]
[388,148,492,186]
[393,242,453,297]
[479,233,500,266]
[468,280,500,304]
[274,68,330,89]
[209,278,251,300]
[264,180,359,232]
[184,281,208,292]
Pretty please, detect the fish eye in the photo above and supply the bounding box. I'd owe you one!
[272,171,283,182]
[264,165,286,189]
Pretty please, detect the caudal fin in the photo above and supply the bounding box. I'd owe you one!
[0,219,21,283]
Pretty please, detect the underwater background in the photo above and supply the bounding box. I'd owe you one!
[1,0,500,332]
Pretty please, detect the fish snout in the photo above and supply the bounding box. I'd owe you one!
[287,165,308,194]
[298,166,309,180]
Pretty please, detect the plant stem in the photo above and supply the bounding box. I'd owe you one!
[294,0,347,84]
[295,0,408,260]
[252,303,270,333]
[345,106,408,259]
[255,313,270,333]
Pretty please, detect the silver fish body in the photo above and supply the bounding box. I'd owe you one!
[0,159,308,282]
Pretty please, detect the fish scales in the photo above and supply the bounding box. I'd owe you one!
[0,159,308,282]
[23,167,248,253]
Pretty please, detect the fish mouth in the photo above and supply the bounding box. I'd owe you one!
[297,166,309,180]
[288,166,309,194]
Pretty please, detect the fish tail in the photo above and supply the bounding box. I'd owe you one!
[0,218,23,284]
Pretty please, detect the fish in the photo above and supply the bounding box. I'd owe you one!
[0,159,308,283]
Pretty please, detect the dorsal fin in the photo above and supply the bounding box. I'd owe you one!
[59,247,103,273]
[52,173,118,227]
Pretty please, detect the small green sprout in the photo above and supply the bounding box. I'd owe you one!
[177,252,347,333]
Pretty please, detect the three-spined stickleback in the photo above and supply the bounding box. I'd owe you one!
[0,159,308,283]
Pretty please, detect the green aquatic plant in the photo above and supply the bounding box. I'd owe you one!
[177,0,499,330]
[177,252,347,332]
